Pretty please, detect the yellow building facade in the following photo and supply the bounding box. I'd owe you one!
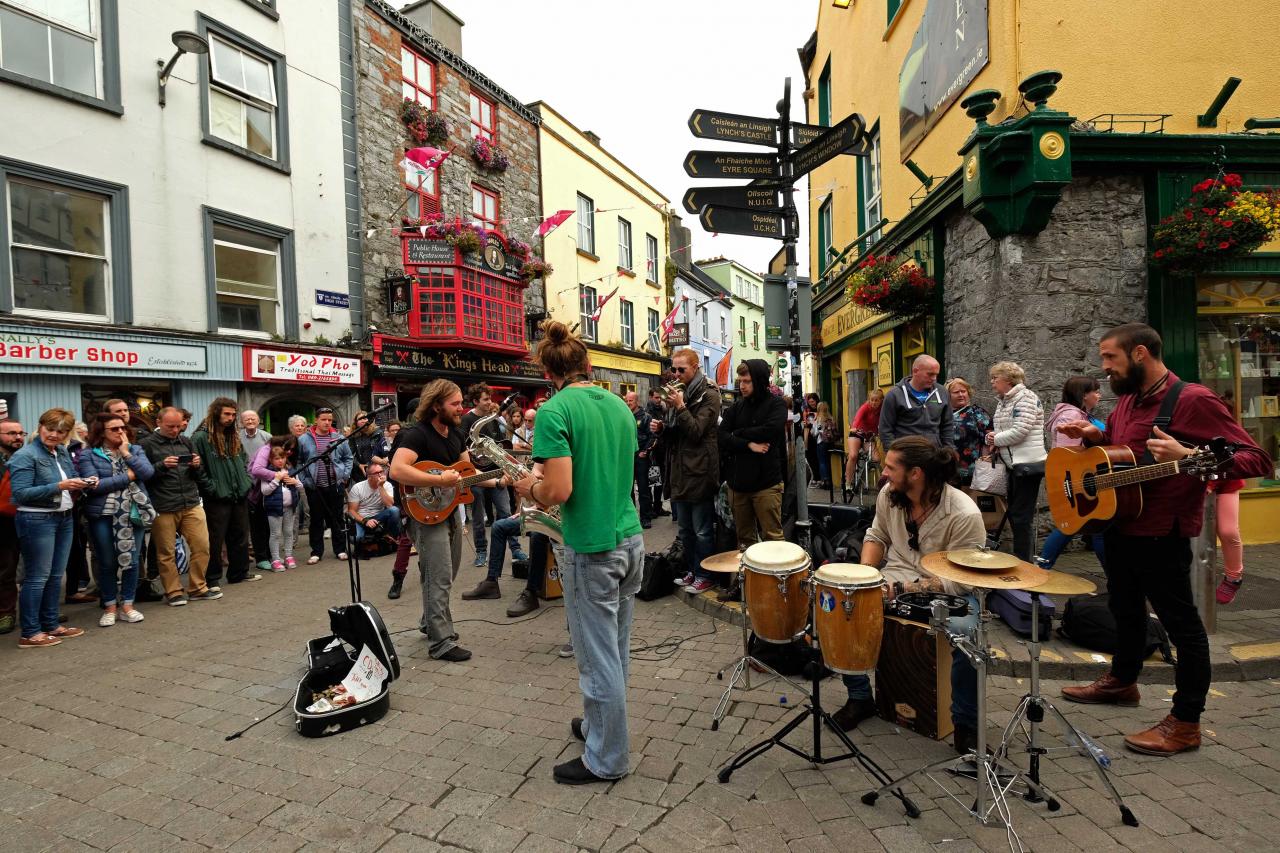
[807,0,1280,542]
[535,103,670,394]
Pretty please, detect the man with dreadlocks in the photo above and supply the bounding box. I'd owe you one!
[192,397,259,588]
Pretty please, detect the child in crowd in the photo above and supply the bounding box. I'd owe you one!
[261,445,301,572]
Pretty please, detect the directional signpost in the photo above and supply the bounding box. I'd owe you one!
[682,83,869,550]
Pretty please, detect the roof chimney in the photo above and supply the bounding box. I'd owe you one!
[400,0,464,56]
[583,130,601,146]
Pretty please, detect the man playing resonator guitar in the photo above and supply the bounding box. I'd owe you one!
[1056,323,1271,757]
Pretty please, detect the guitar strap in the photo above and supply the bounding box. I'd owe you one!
[1138,380,1186,466]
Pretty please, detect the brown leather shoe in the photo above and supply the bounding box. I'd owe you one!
[461,579,500,600]
[1124,715,1201,756]
[1061,674,1140,707]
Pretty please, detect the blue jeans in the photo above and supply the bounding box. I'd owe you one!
[843,593,980,729]
[561,534,644,779]
[486,515,525,581]
[470,483,512,554]
[672,499,715,582]
[15,511,73,638]
[87,516,142,606]
[354,507,401,541]
[1039,529,1105,569]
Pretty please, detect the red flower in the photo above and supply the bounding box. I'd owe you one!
[1218,241,1231,249]
[1202,208,1218,215]
[1199,230,1209,238]
[1197,241,1206,249]
[1225,200,1235,208]
[1193,179,1214,193]
[1223,174,1243,188]
[1184,211,1194,221]
[1223,220,1234,227]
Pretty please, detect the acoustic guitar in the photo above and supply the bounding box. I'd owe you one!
[1045,439,1234,535]
[401,460,504,525]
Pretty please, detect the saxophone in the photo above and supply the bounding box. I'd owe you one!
[467,412,563,543]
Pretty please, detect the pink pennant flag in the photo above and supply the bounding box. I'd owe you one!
[405,146,450,169]
[536,209,575,239]
[660,296,687,339]
[589,286,619,323]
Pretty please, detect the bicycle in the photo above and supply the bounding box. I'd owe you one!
[843,445,880,506]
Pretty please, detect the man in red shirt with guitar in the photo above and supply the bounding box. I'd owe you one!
[1056,323,1271,756]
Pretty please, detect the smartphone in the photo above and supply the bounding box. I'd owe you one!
[175,453,194,464]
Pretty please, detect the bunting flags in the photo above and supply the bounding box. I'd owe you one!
[589,286,619,323]
[716,348,733,388]
[405,146,450,170]
[536,209,575,239]
[660,296,687,340]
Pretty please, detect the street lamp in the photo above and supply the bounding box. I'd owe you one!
[158,30,210,107]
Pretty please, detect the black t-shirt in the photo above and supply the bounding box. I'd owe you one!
[396,421,465,468]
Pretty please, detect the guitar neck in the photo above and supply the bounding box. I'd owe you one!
[458,469,501,489]
[1095,459,1185,491]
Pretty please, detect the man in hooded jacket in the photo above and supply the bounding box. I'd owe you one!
[718,359,788,548]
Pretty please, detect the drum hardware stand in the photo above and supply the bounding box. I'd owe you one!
[717,611,921,819]
[712,565,808,731]
[996,594,1138,826]
[862,590,1057,839]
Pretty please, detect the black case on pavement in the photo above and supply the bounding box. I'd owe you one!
[294,517,401,737]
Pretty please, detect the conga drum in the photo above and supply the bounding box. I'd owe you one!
[812,563,884,674]
[742,541,811,644]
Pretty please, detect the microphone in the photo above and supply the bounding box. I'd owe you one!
[499,392,520,412]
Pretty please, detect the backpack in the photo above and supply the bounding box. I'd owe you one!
[638,537,683,601]
[1058,593,1175,664]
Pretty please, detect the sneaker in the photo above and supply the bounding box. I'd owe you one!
[256,560,273,572]
[99,611,116,627]
[165,594,188,607]
[674,572,694,588]
[307,555,321,565]
[237,574,262,583]
[118,609,144,623]
[270,560,286,573]
[285,557,298,569]
[189,589,224,601]
[1216,577,1243,605]
[0,615,14,634]
[686,578,713,595]
[207,585,222,594]
[18,633,61,649]
[473,552,487,568]
[337,552,349,562]
[512,549,529,562]
[557,643,575,659]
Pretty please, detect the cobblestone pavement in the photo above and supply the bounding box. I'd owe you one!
[2,513,1280,852]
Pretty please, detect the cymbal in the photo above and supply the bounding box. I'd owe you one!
[1032,570,1098,596]
[946,548,1021,570]
[700,550,743,574]
[922,552,1048,590]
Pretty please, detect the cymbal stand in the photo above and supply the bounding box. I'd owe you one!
[861,590,1057,846]
[717,589,920,818]
[996,594,1139,827]
[712,565,808,731]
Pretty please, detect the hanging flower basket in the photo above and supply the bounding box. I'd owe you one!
[1151,174,1280,274]
[845,255,936,319]
[469,136,510,172]
[519,257,553,282]
[400,100,450,147]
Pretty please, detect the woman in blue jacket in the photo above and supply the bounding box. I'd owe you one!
[77,413,156,627]
[7,408,92,648]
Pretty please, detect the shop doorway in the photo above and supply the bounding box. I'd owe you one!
[262,400,317,437]
[81,382,171,432]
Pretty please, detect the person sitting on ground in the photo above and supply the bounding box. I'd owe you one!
[347,461,401,545]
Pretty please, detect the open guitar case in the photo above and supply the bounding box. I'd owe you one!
[294,515,401,737]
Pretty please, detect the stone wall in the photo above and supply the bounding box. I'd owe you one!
[352,2,542,338]
[944,174,1148,414]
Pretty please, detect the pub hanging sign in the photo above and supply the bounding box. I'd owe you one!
[384,270,411,316]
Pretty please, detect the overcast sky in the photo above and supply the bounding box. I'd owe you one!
[395,0,819,278]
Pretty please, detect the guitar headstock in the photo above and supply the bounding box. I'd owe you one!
[1182,437,1237,480]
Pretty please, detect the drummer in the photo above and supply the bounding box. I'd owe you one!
[830,436,988,757]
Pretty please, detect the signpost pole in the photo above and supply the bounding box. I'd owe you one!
[777,77,810,552]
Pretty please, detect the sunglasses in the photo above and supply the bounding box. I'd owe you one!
[672,366,691,373]
[106,426,128,433]
[905,519,921,552]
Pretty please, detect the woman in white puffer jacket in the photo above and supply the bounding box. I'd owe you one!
[984,361,1046,561]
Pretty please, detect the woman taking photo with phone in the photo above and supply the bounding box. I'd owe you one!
[77,413,156,626]
[6,408,91,648]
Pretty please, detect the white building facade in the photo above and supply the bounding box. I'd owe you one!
[0,0,363,431]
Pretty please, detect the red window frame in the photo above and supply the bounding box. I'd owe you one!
[400,45,435,109]
[408,262,525,355]
[471,184,500,229]
[470,91,497,142]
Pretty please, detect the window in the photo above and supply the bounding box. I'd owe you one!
[579,284,598,341]
[239,0,278,19]
[752,321,760,349]
[620,299,634,349]
[645,234,659,282]
[739,315,746,346]
[817,57,831,127]
[818,196,833,274]
[199,16,289,172]
[703,355,711,376]
[1,158,130,321]
[576,193,595,255]
[202,206,296,339]
[403,157,439,220]
[720,315,728,347]
[408,264,524,353]
[5,176,109,320]
[401,44,434,108]
[471,185,499,229]
[647,307,659,351]
[888,0,904,25]
[620,382,637,396]
[592,379,611,392]
[0,0,120,112]
[469,92,496,142]
[700,306,708,340]
[617,217,632,271]
[862,129,882,246]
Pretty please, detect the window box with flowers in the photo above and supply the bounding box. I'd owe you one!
[469,136,510,172]
[1152,174,1280,274]
[400,100,450,147]
[845,254,936,320]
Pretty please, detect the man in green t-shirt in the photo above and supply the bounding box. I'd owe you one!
[514,322,643,785]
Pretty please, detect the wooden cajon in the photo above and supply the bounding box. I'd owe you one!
[874,614,953,740]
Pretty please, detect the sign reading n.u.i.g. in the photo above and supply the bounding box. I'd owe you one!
[899,0,990,158]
